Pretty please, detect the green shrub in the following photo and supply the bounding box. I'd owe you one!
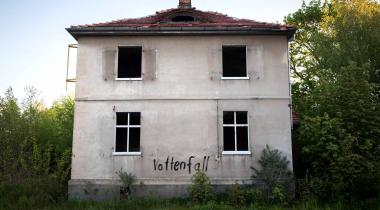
[192,200,219,210]
[251,145,293,196]
[270,185,286,205]
[116,169,135,199]
[189,170,214,203]
[296,172,329,200]
[298,113,380,200]
[242,187,262,205]
[227,183,246,206]
[227,183,262,207]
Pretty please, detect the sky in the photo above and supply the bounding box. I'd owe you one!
[0,0,308,106]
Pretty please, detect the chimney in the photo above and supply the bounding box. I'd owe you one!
[178,0,191,9]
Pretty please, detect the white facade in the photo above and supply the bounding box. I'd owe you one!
[68,34,293,199]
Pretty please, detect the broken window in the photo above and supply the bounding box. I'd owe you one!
[222,46,247,78]
[223,111,249,152]
[115,112,141,153]
[117,47,142,79]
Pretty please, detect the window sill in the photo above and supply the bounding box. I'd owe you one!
[115,78,143,81]
[222,151,251,155]
[112,152,141,156]
[221,77,250,80]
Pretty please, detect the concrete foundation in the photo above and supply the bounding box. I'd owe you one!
[69,179,257,200]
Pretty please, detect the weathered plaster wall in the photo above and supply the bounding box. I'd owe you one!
[74,36,290,100]
[71,99,292,181]
[70,35,292,199]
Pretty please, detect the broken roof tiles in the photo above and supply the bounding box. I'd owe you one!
[67,8,296,39]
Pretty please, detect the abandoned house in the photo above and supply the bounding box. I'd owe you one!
[66,0,296,200]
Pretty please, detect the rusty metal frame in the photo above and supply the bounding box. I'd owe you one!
[66,44,78,90]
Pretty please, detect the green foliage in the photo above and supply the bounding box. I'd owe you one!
[35,197,380,210]
[269,185,286,205]
[189,170,214,203]
[286,0,380,201]
[227,183,246,206]
[227,184,262,207]
[298,112,380,199]
[0,87,74,209]
[116,169,136,199]
[296,172,329,199]
[251,145,293,194]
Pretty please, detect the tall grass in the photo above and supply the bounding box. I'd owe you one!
[36,197,380,210]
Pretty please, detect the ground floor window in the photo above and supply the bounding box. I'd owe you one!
[115,112,141,154]
[223,111,249,153]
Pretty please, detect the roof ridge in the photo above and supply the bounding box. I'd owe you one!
[71,7,296,30]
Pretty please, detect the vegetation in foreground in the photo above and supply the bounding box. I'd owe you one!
[41,197,380,210]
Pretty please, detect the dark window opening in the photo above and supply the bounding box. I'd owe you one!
[223,111,234,124]
[222,46,247,77]
[117,47,142,78]
[223,111,249,152]
[172,15,195,22]
[236,111,248,124]
[129,112,141,125]
[116,128,128,152]
[115,112,141,153]
[128,128,140,152]
[236,127,249,151]
[223,127,235,151]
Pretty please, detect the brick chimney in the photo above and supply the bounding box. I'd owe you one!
[178,0,191,9]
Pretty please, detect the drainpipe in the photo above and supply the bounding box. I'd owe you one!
[287,38,293,129]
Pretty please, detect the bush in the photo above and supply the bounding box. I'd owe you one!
[296,172,329,200]
[116,169,135,199]
[0,88,74,209]
[227,183,262,206]
[297,113,380,200]
[270,185,286,205]
[251,145,293,196]
[227,183,246,206]
[189,170,214,203]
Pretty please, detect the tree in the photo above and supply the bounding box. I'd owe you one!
[286,0,380,200]
[0,87,74,207]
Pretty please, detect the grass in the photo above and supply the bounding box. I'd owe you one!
[1,184,379,210]
[38,197,380,210]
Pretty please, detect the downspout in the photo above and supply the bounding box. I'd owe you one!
[287,36,294,129]
[216,99,220,159]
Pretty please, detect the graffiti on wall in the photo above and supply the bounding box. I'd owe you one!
[153,156,210,174]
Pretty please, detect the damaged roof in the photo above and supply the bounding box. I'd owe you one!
[67,7,296,40]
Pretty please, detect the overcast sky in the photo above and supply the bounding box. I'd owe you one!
[0,0,308,105]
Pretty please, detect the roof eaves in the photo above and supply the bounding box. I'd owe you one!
[67,26,296,41]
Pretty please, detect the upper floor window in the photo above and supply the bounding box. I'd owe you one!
[223,111,250,155]
[114,112,141,155]
[117,46,142,80]
[222,46,248,79]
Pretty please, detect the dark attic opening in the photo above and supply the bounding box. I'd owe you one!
[171,15,195,22]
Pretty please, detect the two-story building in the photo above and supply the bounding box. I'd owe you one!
[67,0,296,200]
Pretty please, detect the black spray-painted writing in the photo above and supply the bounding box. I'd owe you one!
[153,156,210,174]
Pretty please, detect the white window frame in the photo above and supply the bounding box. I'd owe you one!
[221,77,250,80]
[222,111,251,155]
[113,112,141,156]
[115,45,143,81]
[221,45,250,80]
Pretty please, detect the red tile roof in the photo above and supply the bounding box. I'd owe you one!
[75,8,294,30]
[67,8,296,39]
